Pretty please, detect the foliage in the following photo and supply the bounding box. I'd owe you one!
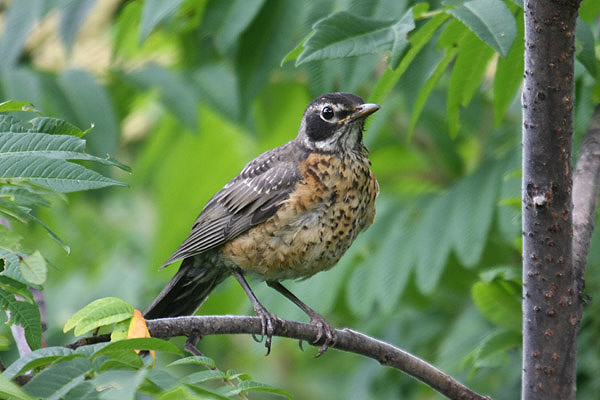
[0,0,597,399]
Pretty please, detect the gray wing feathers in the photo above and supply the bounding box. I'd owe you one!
[161,147,302,267]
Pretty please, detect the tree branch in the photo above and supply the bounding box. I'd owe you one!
[68,315,490,400]
[572,103,600,294]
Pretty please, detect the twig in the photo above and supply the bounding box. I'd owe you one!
[68,315,490,400]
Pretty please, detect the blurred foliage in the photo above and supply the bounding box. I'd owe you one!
[0,0,598,399]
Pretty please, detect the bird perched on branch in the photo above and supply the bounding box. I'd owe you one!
[144,92,380,356]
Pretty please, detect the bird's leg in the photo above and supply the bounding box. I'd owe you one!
[267,281,336,357]
[232,269,278,355]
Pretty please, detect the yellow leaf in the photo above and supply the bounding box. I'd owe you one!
[127,309,155,362]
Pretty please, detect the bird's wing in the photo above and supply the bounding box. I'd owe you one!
[161,145,303,267]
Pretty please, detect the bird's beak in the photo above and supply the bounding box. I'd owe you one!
[350,103,380,121]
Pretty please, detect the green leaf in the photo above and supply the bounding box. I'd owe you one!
[372,210,415,312]
[281,34,309,66]
[127,65,199,130]
[63,297,134,336]
[296,12,397,65]
[415,194,454,294]
[4,346,77,379]
[224,380,294,399]
[0,100,36,113]
[182,370,227,384]
[57,69,119,158]
[0,372,35,400]
[472,281,521,330]
[0,275,34,303]
[447,30,495,137]
[479,265,521,283]
[0,288,42,350]
[493,12,524,126]
[19,250,47,285]
[446,0,517,57]
[91,338,183,357]
[471,329,520,368]
[575,18,597,78]
[0,0,43,68]
[450,163,501,267]
[24,358,93,400]
[214,0,266,53]
[408,46,458,136]
[64,381,100,400]
[86,369,147,400]
[167,356,216,369]
[0,132,130,170]
[235,0,303,114]
[59,0,96,51]
[27,117,86,137]
[0,156,126,193]
[139,0,186,43]
[0,224,23,248]
[370,13,449,105]
[97,349,144,371]
[389,8,417,70]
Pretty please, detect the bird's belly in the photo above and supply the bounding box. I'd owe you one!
[220,153,378,281]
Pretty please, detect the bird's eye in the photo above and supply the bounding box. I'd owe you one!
[321,106,334,120]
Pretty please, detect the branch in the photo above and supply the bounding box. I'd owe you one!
[572,103,600,294]
[68,315,490,400]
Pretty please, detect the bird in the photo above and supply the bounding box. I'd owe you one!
[144,92,380,356]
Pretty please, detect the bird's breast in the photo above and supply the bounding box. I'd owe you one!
[220,151,378,281]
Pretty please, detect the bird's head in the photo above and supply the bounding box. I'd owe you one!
[297,92,380,153]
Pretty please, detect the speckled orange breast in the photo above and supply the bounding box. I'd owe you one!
[220,152,378,281]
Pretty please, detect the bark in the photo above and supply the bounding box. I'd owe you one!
[521,1,581,399]
[68,315,491,400]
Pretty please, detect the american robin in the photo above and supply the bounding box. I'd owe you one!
[144,92,380,355]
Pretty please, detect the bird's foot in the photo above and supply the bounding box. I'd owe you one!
[251,302,281,356]
[307,312,336,357]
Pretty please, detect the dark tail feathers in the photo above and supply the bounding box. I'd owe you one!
[143,257,229,319]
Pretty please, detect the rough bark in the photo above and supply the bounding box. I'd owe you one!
[521,1,581,399]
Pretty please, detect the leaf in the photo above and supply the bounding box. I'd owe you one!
[234,0,303,113]
[28,117,86,137]
[472,281,521,330]
[446,0,517,57]
[0,372,35,400]
[91,338,183,358]
[57,69,119,158]
[214,0,266,53]
[4,346,76,379]
[167,356,216,369]
[63,297,134,336]
[408,46,458,137]
[0,156,126,193]
[58,0,96,51]
[296,12,397,65]
[0,132,130,170]
[493,11,524,126]
[19,250,47,285]
[0,0,43,68]
[85,369,147,400]
[372,210,415,312]
[0,288,42,350]
[370,13,449,105]
[389,8,417,70]
[127,65,199,130]
[0,275,34,303]
[575,18,597,78]
[64,382,100,400]
[139,0,186,43]
[0,100,36,113]
[183,370,227,384]
[471,329,520,368]
[415,194,455,294]
[224,380,294,399]
[447,30,495,137]
[450,162,501,267]
[24,357,93,400]
[281,34,309,65]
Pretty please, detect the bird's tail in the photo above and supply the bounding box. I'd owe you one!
[143,257,229,319]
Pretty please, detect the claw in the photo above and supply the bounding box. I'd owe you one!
[309,314,336,357]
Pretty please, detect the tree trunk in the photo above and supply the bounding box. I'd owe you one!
[521,1,581,399]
